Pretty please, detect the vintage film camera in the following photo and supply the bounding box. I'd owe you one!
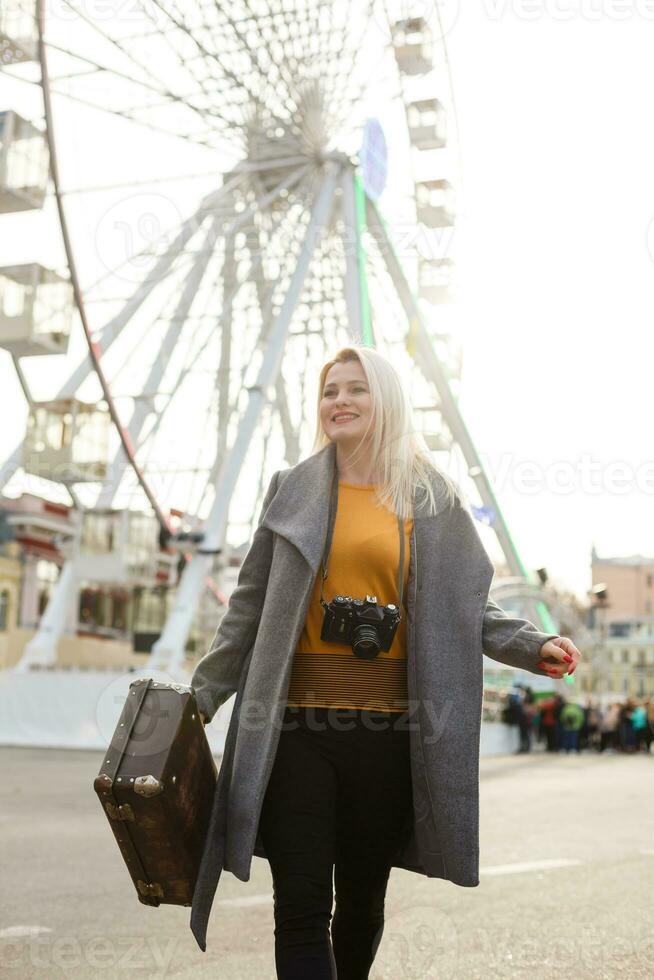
[320,592,401,659]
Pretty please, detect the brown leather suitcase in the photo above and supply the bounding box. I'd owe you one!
[93,676,217,907]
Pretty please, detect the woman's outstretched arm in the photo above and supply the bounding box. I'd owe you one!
[481,595,562,676]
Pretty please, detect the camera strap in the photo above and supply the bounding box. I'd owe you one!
[318,467,405,615]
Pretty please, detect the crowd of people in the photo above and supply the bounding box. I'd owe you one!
[502,686,654,754]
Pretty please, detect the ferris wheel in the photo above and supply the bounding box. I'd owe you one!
[0,0,560,676]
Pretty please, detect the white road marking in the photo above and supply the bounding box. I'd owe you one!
[0,925,54,938]
[214,858,586,906]
[216,894,272,908]
[480,858,582,876]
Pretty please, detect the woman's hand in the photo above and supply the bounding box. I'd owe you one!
[537,636,582,679]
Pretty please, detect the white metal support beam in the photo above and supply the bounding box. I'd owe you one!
[340,165,364,341]
[365,194,525,580]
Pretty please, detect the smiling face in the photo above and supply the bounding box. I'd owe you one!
[320,359,373,447]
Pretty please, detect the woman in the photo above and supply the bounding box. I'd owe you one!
[189,345,581,975]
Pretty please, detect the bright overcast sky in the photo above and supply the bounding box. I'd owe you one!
[1,2,652,603]
[446,3,654,600]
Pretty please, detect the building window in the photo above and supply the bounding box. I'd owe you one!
[647,574,653,588]
[79,588,101,630]
[622,650,629,664]
[609,622,630,638]
[80,512,115,553]
[0,589,9,630]
[36,560,59,617]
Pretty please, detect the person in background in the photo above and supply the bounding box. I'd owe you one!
[517,685,536,753]
[630,700,648,753]
[503,686,525,751]
[598,702,620,752]
[538,693,560,752]
[581,698,599,752]
[558,699,585,753]
[619,698,637,753]
[646,698,654,754]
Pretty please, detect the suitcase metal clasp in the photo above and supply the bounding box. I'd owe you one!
[105,801,135,822]
[137,879,164,899]
[134,774,164,797]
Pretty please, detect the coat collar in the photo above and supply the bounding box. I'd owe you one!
[261,440,451,575]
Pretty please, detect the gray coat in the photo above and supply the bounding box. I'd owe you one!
[189,440,559,952]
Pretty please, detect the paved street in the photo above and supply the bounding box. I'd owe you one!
[1,746,652,979]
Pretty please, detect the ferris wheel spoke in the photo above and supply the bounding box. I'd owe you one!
[213,2,309,122]
[241,3,322,87]
[79,170,249,306]
[260,0,323,78]
[100,220,222,435]
[130,221,289,503]
[150,0,287,130]
[64,175,248,352]
[45,53,231,160]
[128,2,250,145]
[246,230,301,467]
[195,191,326,513]
[56,213,220,401]
[364,191,508,538]
[317,0,375,112]
[47,81,239,153]
[222,163,312,239]
[7,60,236,153]
[55,0,247,148]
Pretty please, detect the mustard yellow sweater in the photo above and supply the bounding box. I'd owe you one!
[286,480,413,712]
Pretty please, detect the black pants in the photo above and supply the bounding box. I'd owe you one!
[259,705,413,980]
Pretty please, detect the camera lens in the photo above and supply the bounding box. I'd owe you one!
[352,624,381,659]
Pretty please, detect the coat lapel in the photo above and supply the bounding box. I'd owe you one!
[260,440,338,575]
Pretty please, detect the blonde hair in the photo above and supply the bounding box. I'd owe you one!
[308,344,463,520]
